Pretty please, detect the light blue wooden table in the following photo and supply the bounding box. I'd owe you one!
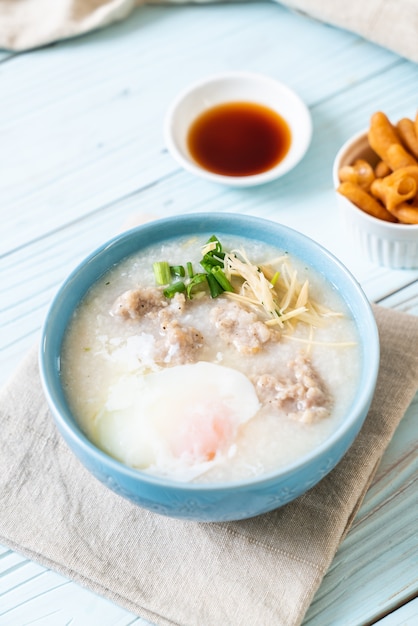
[1,3,417,624]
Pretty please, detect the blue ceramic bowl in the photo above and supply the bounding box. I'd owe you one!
[39,213,379,522]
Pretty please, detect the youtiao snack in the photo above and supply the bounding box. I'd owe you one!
[338,159,375,191]
[397,118,418,159]
[337,110,418,224]
[337,181,397,222]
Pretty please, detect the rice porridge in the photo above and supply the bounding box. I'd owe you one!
[61,234,361,483]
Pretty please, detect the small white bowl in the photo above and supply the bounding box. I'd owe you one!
[164,72,312,187]
[333,130,418,269]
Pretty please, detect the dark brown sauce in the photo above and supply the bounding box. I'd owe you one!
[187,101,292,177]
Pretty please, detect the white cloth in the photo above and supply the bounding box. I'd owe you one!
[1,305,417,625]
[0,0,417,64]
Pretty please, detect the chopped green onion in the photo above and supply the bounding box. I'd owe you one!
[155,235,232,301]
[201,240,216,251]
[186,273,207,299]
[153,261,171,285]
[200,259,215,273]
[201,254,224,271]
[201,235,222,256]
[170,265,185,278]
[201,235,225,261]
[206,235,222,254]
[163,281,186,298]
[206,273,224,298]
[211,266,234,292]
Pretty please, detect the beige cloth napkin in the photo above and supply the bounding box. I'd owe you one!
[0,304,417,626]
[1,0,418,64]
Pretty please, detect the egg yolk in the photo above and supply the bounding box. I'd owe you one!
[170,402,236,462]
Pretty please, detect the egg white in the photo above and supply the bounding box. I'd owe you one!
[94,361,260,481]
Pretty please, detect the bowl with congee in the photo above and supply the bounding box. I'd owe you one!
[39,213,379,521]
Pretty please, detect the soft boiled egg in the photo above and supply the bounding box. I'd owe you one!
[93,361,260,481]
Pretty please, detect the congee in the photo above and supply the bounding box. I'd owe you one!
[61,234,360,483]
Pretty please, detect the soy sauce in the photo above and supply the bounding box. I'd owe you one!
[187,101,292,177]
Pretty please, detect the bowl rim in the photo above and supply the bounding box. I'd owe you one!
[332,128,418,231]
[39,212,380,492]
[163,71,313,187]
